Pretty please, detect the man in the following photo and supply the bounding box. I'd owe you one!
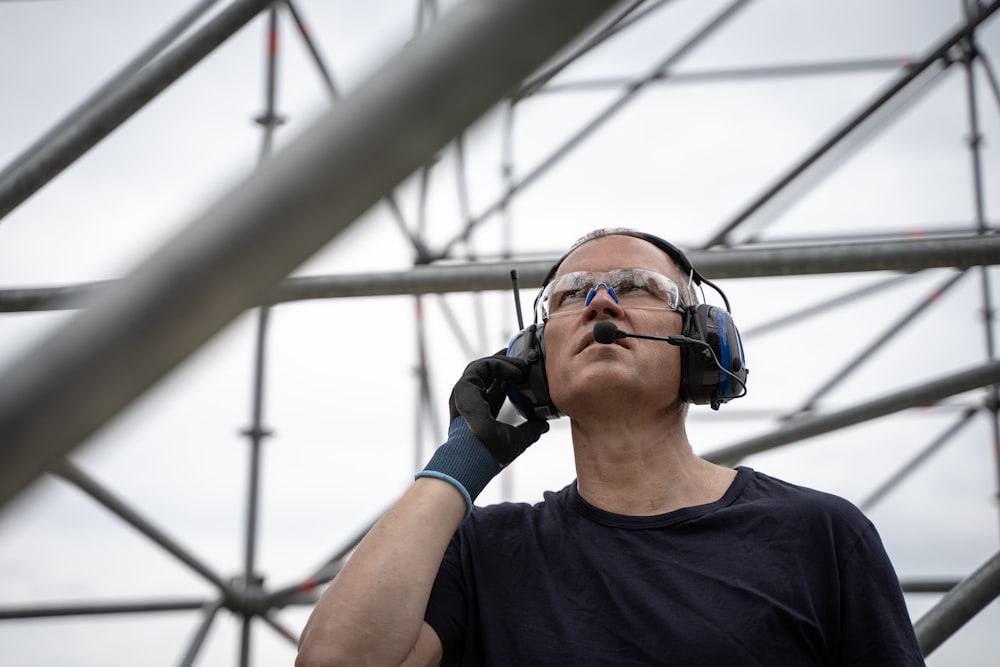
[296,228,924,666]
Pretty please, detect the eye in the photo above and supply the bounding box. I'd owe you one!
[611,270,646,296]
[556,288,587,304]
[616,279,643,294]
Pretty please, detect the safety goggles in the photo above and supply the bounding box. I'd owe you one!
[537,268,685,320]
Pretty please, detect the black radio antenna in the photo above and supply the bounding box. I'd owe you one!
[510,269,525,330]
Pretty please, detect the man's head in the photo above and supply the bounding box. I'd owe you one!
[539,230,693,421]
[506,228,747,419]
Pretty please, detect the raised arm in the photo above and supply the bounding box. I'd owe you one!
[296,352,548,667]
[296,477,464,667]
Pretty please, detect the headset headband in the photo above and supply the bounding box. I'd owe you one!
[540,231,703,286]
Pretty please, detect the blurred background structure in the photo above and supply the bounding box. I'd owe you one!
[0,1,998,665]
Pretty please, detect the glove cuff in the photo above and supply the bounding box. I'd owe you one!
[416,417,502,517]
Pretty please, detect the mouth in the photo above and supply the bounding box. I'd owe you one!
[576,332,628,354]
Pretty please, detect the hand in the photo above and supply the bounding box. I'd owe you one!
[449,351,550,465]
[417,351,549,515]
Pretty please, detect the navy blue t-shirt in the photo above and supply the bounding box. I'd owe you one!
[424,467,923,666]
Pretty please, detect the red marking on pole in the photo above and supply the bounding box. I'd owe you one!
[298,577,317,592]
[269,28,279,55]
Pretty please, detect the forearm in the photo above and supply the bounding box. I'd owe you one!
[296,477,465,667]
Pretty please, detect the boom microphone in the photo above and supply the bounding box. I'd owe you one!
[592,321,701,347]
[592,321,623,344]
[591,321,747,402]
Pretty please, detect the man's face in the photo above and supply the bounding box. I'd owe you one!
[542,235,687,418]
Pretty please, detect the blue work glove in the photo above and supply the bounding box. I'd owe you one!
[416,351,549,515]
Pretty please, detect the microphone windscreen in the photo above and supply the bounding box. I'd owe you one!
[593,321,619,345]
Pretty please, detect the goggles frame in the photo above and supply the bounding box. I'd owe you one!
[537,268,685,321]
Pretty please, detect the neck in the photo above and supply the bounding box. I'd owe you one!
[569,405,735,516]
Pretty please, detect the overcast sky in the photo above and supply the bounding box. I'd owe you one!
[0,0,998,665]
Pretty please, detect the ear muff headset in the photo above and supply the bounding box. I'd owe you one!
[679,303,747,409]
[505,322,559,420]
[506,231,748,419]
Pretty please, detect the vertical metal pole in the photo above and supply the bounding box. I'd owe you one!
[414,295,431,471]
[960,0,1000,535]
[239,8,281,666]
[499,99,517,501]
[413,158,435,470]
[454,134,489,351]
[240,307,271,667]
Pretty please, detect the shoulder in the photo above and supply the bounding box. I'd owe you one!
[734,467,873,540]
[470,483,573,518]
[740,467,865,515]
[459,483,574,539]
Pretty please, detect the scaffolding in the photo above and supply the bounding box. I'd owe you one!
[0,0,998,664]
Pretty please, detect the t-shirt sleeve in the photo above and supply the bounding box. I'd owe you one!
[838,522,925,666]
[424,532,468,667]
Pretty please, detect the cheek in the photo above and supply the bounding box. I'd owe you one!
[540,324,572,398]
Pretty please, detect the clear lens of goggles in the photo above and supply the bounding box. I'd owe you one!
[537,268,683,320]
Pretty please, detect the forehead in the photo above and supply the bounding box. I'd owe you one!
[555,235,680,280]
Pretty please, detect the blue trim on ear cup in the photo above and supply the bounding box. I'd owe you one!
[715,307,732,399]
[505,332,531,419]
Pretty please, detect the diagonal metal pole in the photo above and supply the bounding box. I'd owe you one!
[975,39,1000,108]
[262,511,378,609]
[0,0,223,188]
[178,599,224,667]
[740,273,916,339]
[259,611,299,646]
[784,270,969,418]
[0,0,274,222]
[52,461,240,600]
[701,0,1000,248]
[860,407,979,511]
[915,550,1000,657]
[536,57,915,94]
[0,0,625,512]
[705,360,1000,466]
[282,0,340,99]
[514,0,656,100]
[440,0,755,257]
[283,0,437,265]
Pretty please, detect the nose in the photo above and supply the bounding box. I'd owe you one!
[585,283,625,320]
[585,282,618,307]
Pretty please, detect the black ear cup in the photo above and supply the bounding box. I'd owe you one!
[505,323,561,420]
[681,304,748,409]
